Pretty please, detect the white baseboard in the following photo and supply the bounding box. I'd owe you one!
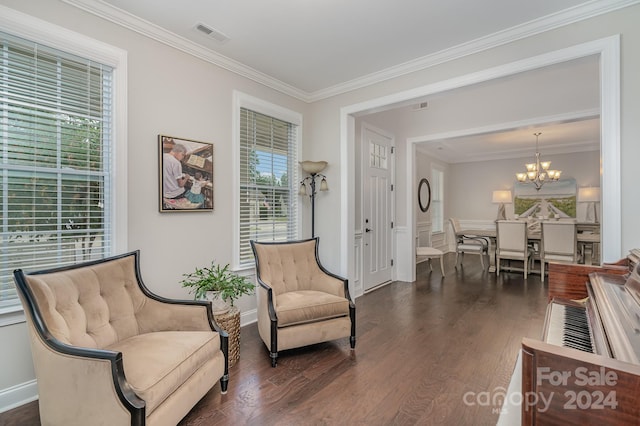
[0,379,38,414]
[240,308,257,327]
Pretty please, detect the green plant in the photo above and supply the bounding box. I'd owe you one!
[180,261,254,305]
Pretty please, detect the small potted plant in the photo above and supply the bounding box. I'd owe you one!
[181,261,255,315]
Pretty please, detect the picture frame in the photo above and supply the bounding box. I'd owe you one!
[514,178,576,218]
[418,178,431,213]
[159,135,214,212]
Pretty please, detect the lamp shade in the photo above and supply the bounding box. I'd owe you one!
[578,187,600,203]
[492,190,512,204]
[319,177,329,191]
[299,160,327,174]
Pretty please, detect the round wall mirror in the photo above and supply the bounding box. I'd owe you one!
[418,178,431,212]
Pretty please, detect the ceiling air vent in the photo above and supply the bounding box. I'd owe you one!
[194,23,230,43]
[413,101,429,111]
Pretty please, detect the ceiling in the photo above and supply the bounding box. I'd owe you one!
[63,0,630,161]
[415,118,601,163]
[66,0,627,98]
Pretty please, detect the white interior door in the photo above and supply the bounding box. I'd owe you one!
[363,126,394,290]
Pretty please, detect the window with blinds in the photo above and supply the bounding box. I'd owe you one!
[238,108,298,267]
[431,167,444,233]
[0,32,113,313]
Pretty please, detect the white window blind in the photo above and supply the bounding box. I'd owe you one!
[238,107,298,267]
[431,167,444,233]
[0,32,113,312]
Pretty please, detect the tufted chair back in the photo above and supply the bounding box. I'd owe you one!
[21,254,147,348]
[251,238,342,297]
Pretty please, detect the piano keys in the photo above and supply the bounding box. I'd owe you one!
[521,250,640,425]
[544,302,596,354]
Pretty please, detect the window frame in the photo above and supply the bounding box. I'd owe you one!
[0,6,127,326]
[232,91,302,271]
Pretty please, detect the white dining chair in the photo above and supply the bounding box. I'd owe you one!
[449,218,489,269]
[416,226,445,276]
[540,220,578,282]
[496,220,534,278]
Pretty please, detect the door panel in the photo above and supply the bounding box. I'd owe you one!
[363,126,393,290]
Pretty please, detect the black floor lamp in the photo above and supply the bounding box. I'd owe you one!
[299,161,328,238]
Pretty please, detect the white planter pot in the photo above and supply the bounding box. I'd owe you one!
[205,291,230,315]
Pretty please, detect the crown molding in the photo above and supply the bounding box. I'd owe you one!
[61,0,311,102]
[411,108,602,164]
[62,0,638,103]
[310,0,639,101]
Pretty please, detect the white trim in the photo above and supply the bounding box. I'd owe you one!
[240,308,257,327]
[395,226,412,282]
[352,233,363,298]
[60,0,639,102]
[341,36,622,286]
[0,307,25,327]
[313,0,636,101]
[61,0,309,101]
[411,109,601,163]
[0,380,38,414]
[0,4,128,314]
[231,91,303,270]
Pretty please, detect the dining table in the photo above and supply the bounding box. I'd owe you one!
[460,222,600,273]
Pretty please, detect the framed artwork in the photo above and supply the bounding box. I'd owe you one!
[159,135,214,212]
[514,178,576,218]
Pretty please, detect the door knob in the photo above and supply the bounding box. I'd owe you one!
[365,228,373,233]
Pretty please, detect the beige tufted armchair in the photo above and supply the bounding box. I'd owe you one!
[250,238,356,367]
[13,250,228,426]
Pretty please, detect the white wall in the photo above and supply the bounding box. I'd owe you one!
[448,151,600,221]
[1,0,640,413]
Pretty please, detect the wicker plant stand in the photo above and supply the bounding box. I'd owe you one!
[214,306,240,367]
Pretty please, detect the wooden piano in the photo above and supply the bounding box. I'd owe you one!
[521,249,640,425]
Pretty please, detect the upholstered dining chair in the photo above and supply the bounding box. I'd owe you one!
[250,238,356,367]
[496,220,535,278]
[449,218,489,269]
[540,220,578,282]
[416,226,445,276]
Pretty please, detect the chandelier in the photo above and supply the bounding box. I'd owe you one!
[516,132,561,190]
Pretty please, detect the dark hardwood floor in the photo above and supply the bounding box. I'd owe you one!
[1,255,548,426]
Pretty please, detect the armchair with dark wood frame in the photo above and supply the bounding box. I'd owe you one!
[251,238,356,367]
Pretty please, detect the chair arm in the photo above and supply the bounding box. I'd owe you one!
[314,261,353,299]
[256,276,278,323]
[460,235,489,248]
[136,296,219,333]
[31,332,145,425]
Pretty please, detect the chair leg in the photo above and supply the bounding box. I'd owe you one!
[524,255,528,279]
[439,256,445,277]
[479,252,485,269]
[270,319,278,367]
[349,304,356,350]
[428,258,433,271]
[541,260,545,283]
[220,375,229,394]
[496,257,500,276]
[455,252,460,268]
